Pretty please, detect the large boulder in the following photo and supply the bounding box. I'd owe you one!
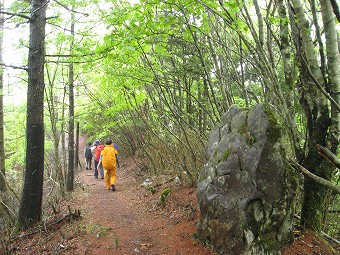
[197,104,299,255]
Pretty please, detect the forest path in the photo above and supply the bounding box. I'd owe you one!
[67,156,213,255]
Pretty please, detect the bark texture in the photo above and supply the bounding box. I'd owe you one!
[18,0,47,228]
[197,104,299,255]
[0,0,5,192]
[291,0,334,232]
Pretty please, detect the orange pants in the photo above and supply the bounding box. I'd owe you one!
[104,167,116,189]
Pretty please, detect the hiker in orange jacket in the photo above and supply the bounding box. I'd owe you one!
[98,138,119,191]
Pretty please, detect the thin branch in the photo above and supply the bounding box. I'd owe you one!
[316,144,340,169]
[294,162,340,195]
[0,63,28,71]
[45,55,105,64]
[0,11,31,20]
[294,214,340,245]
[46,16,59,20]
[45,51,99,58]
[302,56,340,113]
[53,0,89,16]
[330,0,340,23]
[7,209,81,244]
[0,200,17,219]
[0,170,20,202]
[33,0,50,15]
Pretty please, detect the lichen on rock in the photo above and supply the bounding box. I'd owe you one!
[197,104,299,255]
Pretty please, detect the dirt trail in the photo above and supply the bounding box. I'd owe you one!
[4,143,336,254]
[64,157,213,255]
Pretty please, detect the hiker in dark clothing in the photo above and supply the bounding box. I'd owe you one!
[84,142,93,170]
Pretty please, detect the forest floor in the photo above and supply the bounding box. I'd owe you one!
[2,156,339,255]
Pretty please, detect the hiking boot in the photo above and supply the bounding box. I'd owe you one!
[111,184,115,191]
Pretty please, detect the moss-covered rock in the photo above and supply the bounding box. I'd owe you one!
[197,104,299,255]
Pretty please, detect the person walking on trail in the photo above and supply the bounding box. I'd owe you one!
[94,140,105,179]
[84,142,93,170]
[98,138,119,191]
[91,142,96,162]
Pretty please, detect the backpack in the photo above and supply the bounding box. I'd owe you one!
[102,146,117,170]
[85,147,92,158]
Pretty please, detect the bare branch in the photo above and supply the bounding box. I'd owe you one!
[316,144,340,169]
[46,15,59,20]
[0,63,28,71]
[0,170,20,202]
[295,162,340,195]
[45,53,106,64]
[330,0,340,23]
[45,51,98,58]
[53,0,89,16]
[302,56,340,113]
[0,11,31,20]
[0,200,17,219]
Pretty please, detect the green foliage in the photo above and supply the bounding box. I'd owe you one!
[217,149,231,163]
[4,103,26,171]
[234,97,248,108]
[2,0,335,243]
[159,188,171,204]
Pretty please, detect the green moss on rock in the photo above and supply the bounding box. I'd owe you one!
[264,106,281,143]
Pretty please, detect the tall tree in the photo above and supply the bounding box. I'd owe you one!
[0,0,5,192]
[290,0,339,232]
[18,0,47,228]
[66,10,75,191]
[320,0,340,153]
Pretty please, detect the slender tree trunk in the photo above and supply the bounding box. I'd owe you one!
[239,35,249,107]
[320,0,340,154]
[75,121,79,170]
[311,0,327,85]
[0,0,5,192]
[18,0,47,228]
[207,38,230,110]
[277,0,302,161]
[66,12,75,191]
[45,67,65,195]
[291,0,331,233]
[61,81,67,181]
[253,0,264,47]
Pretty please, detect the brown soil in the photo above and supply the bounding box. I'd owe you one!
[282,229,339,255]
[2,156,338,255]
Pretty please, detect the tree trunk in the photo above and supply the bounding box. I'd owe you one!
[18,0,47,228]
[320,0,340,154]
[0,0,5,192]
[66,12,75,191]
[61,80,67,182]
[291,0,331,233]
[74,121,79,170]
